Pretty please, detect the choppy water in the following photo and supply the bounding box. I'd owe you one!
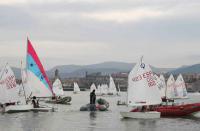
[1,92,200,131]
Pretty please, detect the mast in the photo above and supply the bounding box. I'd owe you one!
[20,60,27,104]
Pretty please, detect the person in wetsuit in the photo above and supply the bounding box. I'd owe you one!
[32,96,39,108]
[90,90,96,104]
[90,90,96,111]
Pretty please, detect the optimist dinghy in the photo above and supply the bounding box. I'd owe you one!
[0,64,32,113]
[120,57,162,119]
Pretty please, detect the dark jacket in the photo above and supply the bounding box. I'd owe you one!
[90,91,96,104]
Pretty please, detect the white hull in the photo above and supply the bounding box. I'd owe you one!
[31,107,55,112]
[5,105,33,113]
[120,111,160,119]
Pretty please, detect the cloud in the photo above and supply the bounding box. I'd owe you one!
[81,8,168,23]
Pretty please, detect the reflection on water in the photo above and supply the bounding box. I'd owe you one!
[0,92,200,131]
[89,112,97,131]
[138,119,156,131]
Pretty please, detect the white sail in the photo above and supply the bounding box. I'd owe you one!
[101,84,108,94]
[159,74,167,98]
[99,85,103,94]
[117,83,121,95]
[21,69,32,98]
[53,78,64,96]
[90,83,96,92]
[153,74,166,98]
[74,82,80,93]
[0,64,19,104]
[101,84,106,94]
[108,76,117,95]
[175,74,188,98]
[166,74,177,99]
[127,58,161,106]
[96,84,101,94]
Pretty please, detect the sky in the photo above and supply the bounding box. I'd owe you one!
[0,0,200,69]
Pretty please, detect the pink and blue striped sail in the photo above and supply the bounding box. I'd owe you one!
[27,39,54,97]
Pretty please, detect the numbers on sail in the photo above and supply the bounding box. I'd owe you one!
[132,71,156,87]
[0,75,17,89]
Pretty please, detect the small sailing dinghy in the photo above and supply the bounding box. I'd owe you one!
[0,64,32,113]
[26,38,56,112]
[120,57,162,119]
[154,74,166,99]
[46,78,71,104]
[108,76,117,95]
[101,84,108,95]
[165,74,178,100]
[174,74,188,99]
[73,82,80,94]
[95,84,102,96]
[117,83,121,96]
[90,83,96,92]
[153,74,200,117]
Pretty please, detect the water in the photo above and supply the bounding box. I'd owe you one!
[1,92,200,131]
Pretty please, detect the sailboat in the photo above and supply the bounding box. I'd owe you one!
[73,82,80,94]
[117,83,121,96]
[159,74,167,98]
[26,38,55,112]
[46,78,71,104]
[165,74,178,99]
[154,74,166,98]
[120,57,162,119]
[174,74,188,99]
[96,84,102,96]
[0,64,32,113]
[153,75,200,117]
[108,76,117,95]
[100,84,106,95]
[90,83,96,92]
[53,79,64,96]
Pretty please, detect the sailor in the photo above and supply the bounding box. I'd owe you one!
[141,106,147,112]
[90,90,96,111]
[90,90,96,104]
[32,96,39,108]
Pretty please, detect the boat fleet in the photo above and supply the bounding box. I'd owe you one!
[1,38,200,120]
[120,57,200,119]
[88,76,120,96]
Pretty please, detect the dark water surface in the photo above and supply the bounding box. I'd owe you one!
[1,92,200,131]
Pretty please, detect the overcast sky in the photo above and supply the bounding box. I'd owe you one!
[0,0,200,69]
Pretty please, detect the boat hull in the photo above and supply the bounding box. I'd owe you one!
[45,96,72,105]
[5,105,33,113]
[31,107,55,112]
[117,100,126,106]
[120,111,160,119]
[155,103,200,117]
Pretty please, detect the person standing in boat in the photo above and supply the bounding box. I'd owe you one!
[32,96,39,108]
[90,90,96,111]
[90,90,96,104]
